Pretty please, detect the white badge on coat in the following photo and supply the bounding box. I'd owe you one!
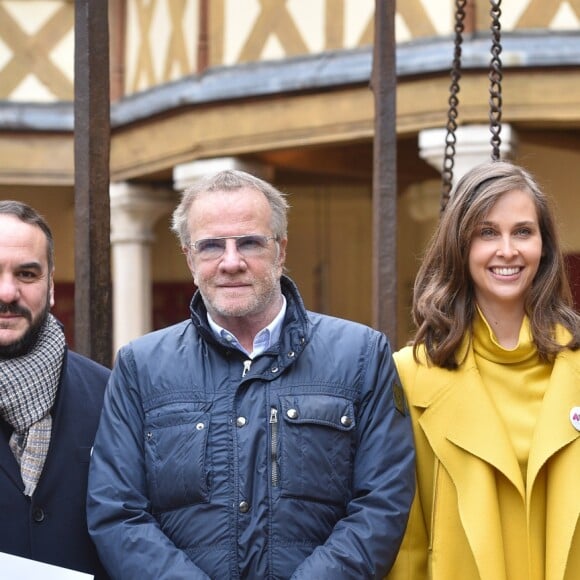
[570,407,580,432]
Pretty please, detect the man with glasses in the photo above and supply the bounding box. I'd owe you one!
[87,169,415,579]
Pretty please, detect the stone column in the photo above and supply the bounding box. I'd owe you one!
[418,123,517,188]
[110,183,177,354]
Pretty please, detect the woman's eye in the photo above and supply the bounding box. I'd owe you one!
[480,228,496,238]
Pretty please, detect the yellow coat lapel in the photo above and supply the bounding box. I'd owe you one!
[415,345,524,494]
[529,347,580,580]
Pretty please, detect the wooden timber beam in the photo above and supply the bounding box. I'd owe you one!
[74,0,112,366]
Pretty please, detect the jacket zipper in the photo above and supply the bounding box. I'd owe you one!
[242,360,252,377]
[270,407,279,487]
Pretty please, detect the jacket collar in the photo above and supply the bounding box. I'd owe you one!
[188,275,311,374]
[414,328,580,494]
[528,346,579,489]
[415,342,525,495]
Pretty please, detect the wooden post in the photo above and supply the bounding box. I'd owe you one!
[109,0,126,102]
[371,0,398,343]
[74,0,112,367]
[198,0,210,72]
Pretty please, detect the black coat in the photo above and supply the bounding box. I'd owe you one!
[0,349,110,579]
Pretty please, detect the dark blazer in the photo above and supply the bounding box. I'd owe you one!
[0,349,110,579]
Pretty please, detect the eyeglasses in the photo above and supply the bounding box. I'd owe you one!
[190,234,278,260]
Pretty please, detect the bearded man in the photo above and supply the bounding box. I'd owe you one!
[0,200,110,579]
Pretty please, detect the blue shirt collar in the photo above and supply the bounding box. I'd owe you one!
[207,295,287,359]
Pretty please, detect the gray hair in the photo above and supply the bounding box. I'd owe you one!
[171,169,290,247]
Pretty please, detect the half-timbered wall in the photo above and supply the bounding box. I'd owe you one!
[2,0,580,101]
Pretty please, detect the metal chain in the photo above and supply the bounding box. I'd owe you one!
[441,0,467,213]
[489,0,503,160]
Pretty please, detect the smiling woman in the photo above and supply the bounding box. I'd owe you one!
[409,161,578,368]
[468,188,543,347]
[387,160,580,580]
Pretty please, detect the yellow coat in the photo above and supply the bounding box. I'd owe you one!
[387,331,580,580]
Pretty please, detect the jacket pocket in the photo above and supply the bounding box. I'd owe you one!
[277,394,355,505]
[144,406,210,512]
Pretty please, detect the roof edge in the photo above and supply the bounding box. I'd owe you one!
[0,31,578,131]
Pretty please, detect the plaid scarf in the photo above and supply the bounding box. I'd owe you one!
[0,314,65,496]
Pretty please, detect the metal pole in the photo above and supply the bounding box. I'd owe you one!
[74,0,112,366]
[371,0,398,343]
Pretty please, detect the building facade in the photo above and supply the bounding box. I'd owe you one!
[0,0,579,353]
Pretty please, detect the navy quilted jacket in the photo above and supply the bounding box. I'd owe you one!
[87,276,415,579]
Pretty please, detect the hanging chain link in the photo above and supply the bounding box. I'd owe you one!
[489,0,503,160]
[441,0,467,213]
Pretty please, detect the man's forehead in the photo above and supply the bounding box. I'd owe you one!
[190,188,269,217]
[0,216,49,263]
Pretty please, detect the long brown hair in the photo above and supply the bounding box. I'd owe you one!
[412,161,579,369]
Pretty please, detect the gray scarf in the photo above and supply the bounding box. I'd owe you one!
[0,314,65,496]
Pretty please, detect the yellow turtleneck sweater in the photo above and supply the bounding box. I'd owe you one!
[473,308,553,580]
[473,308,552,486]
